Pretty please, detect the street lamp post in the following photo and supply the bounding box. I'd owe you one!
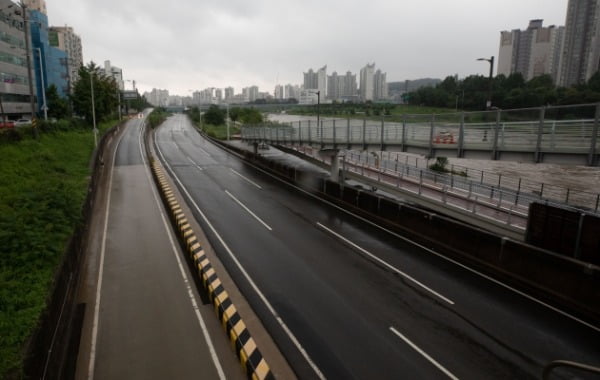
[308,90,321,140]
[226,103,230,140]
[477,56,494,109]
[34,48,47,121]
[90,71,97,147]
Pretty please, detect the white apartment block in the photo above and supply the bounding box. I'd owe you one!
[144,88,169,107]
[498,20,564,82]
[224,87,234,100]
[360,63,375,101]
[303,65,327,97]
[274,84,284,99]
[104,60,124,90]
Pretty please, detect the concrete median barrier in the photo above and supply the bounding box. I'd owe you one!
[150,158,274,380]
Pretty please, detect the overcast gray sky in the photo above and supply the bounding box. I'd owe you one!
[46,0,567,96]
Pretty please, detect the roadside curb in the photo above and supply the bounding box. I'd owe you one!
[149,157,275,380]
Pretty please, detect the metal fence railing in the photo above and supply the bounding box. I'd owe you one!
[242,103,600,166]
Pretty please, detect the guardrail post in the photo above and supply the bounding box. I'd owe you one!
[458,112,465,157]
[298,121,302,144]
[347,118,351,149]
[535,106,545,163]
[333,119,337,149]
[588,103,600,166]
[308,120,312,146]
[401,115,407,152]
[428,114,435,158]
[491,109,501,160]
[320,120,324,148]
[362,117,367,150]
[380,115,385,152]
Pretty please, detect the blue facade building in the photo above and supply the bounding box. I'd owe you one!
[29,9,68,116]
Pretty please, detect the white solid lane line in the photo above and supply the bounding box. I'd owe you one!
[230,168,262,189]
[155,141,326,380]
[316,222,454,305]
[187,156,203,171]
[139,122,226,380]
[389,327,459,380]
[225,190,272,231]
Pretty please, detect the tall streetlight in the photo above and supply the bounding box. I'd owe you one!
[309,90,321,139]
[477,56,494,109]
[34,48,47,121]
[90,71,97,147]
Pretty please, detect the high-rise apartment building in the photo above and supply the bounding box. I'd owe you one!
[144,89,169,107]
[284,84,300,99]
[327,72,340,100]
[327,71,358,101]
[498,20,564,82]
[303,65,326,96]
[49,26,83,92]
[104,60,124,90]
[374,70,388,100]
[360,63,375,101]
[558,0,600,86]
[224,87,234,101]
[274,84,284,100]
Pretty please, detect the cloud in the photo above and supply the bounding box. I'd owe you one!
[46,0,568,95]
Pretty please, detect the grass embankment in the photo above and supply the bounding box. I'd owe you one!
[0,120,115,378]
[147,108,170,129]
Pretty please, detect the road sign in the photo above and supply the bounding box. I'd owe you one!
[122,91,138,100]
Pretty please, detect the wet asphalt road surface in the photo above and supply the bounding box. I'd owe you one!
[76,116,245,380]
[154,114,599,380]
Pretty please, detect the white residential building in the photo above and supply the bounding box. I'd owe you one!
[498,20,564,82]
[304,65,327,96]
[360,63,375,101]
[374,69,388,100]
[104,60,124,90]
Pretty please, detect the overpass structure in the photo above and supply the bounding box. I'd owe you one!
[242,103,600,166]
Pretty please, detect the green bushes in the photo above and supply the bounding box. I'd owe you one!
[0,120,114,378]
[147,108,169,129]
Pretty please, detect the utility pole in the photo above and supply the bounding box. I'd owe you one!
[20,1,37,137]
[477,56,494,109]
[90,72,97,147]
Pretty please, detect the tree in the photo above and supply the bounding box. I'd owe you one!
[202,105,225,125]
[45,84,70,119]
[71,62,119,124]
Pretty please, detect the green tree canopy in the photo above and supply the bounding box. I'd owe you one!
[71,62,119,124]
[45,84,70,119]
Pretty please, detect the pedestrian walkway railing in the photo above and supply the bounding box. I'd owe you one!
[348,150,600,214]
[242,103,600,166]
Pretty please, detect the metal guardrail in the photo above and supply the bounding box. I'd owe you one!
[243,103,600,166]
[348,151,600,213]
[542,360,600,379]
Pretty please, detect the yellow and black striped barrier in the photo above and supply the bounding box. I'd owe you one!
[150,158,274,380]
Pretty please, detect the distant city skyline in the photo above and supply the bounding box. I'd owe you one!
[45,0,568,96]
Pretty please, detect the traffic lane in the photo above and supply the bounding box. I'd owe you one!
[158,119,548,378]
[158,163,444,380]
[115,118,144,166]
[156,135,529,379]
[162,120,599,374]
[223,160,599,374]
[198,165,544,379]
[320,216,600,365]
[91,121,243,380]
